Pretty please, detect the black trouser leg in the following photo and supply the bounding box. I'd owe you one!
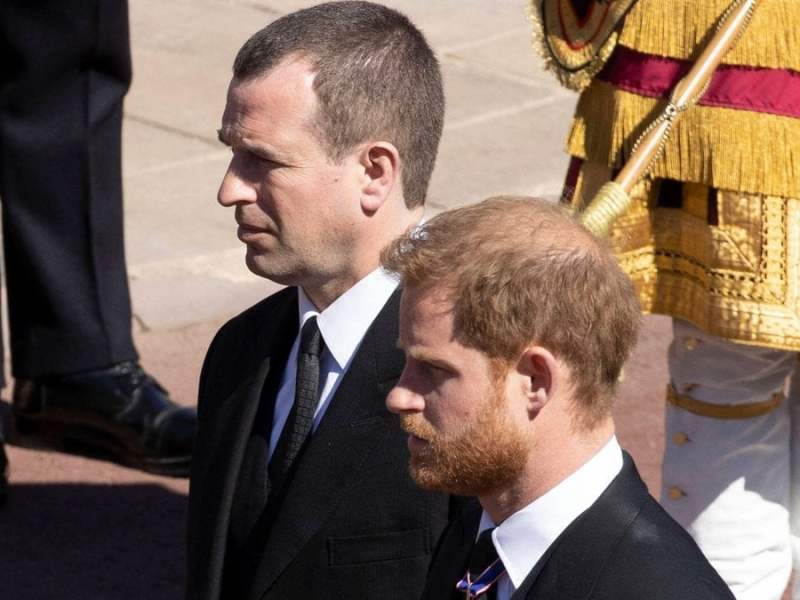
[0,0,137,379]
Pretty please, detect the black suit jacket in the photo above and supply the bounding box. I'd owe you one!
[187,287,454,600]
[422,452,734,600]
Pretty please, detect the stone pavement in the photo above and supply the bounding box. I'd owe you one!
[0,1,675,599]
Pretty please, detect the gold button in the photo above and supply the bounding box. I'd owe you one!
[684,337,699,351]
[672,432,690,445]
[668,486,686,500]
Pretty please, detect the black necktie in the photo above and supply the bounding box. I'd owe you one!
[268,316,325,493]
[458,528,505,599]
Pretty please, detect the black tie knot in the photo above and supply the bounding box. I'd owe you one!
[456,527,505,599]
[299,316,324,357]
[468,528,500,578]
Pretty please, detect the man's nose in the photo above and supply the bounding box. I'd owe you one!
[386,370,425,414]
[217,164,257,207]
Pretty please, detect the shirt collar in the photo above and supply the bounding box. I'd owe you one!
[478,436,623,589]
[297,268,399,369]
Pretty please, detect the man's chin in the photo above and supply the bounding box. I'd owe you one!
[244,253,296,285]
[408,460,471,495]
[408,463,450,493]
[408,455,515,497]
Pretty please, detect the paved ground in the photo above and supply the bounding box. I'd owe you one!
[0,1,679,598]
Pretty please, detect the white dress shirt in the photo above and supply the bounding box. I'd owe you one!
[267,267,399,459]
[477,436,624,600]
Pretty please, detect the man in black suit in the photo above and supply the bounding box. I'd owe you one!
[383,196,735,599]
[187,3,453,599]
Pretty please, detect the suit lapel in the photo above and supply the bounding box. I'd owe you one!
[248,291,404,600]
[199,357,272,597]
[197,290,299,599]
[514,452,649,600]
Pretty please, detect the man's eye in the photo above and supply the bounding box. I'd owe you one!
[254,153,281,167]
[423,362,448,376]
[232,148,275,165]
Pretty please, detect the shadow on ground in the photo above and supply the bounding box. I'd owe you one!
[0,483,186,600]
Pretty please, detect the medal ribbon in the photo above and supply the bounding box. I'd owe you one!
[455,558,506,597]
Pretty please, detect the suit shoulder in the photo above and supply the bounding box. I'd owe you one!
[214,287,297,341]
[594,496,734,599]
[198,287,296,408]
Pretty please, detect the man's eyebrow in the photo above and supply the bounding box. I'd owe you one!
[405,347,456,370]
[395,336,434,361]
[242,140,284,162]
[217,129,287,163]
[408,349,437,363]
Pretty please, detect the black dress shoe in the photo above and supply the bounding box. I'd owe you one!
[12,362,196,478]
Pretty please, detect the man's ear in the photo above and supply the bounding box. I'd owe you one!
[516,346,559,417]
[359,142,399,213]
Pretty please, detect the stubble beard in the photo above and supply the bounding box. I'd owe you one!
[244,241,311,288]
[399,384,528,497]
[244,236,343,293]
[246,251,292,285]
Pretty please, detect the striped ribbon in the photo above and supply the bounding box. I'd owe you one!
[456,558,506,597]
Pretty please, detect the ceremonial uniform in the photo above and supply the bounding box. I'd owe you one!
[528,1,800,598]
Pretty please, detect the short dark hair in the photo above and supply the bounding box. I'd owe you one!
[234,1,444,208]
[382,196,642,430]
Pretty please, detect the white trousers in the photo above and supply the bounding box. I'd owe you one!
[663,319,800,600]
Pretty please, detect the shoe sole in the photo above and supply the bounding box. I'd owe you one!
[12,414,191,478]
